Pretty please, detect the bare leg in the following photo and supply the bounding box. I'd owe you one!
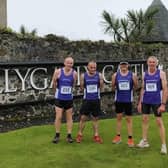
[92,117,99,136]
[54,106,63,133]
[65,108,73,134]
[142,114,150,140]
[156,117,166,144]
[77,115,87,135]
[116,113,122,135]
[126,115,133,136]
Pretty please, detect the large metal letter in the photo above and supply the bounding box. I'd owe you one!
[30,68,48,90]
[4,69,17,93]
[15,68,32,91]
[102,65,114,83]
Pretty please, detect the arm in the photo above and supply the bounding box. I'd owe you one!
[73,70,78,87]
[137,73,145,113]
[52,68,60,92]
[80,73,84,92]
[99,72,104,92]
[132,73,138,90]
[111,73,116,91]
[158,70,167,113]
[160,70,167,105]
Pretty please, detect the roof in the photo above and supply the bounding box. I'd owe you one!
[142,0,168,43]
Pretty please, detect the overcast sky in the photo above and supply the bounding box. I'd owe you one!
[7,0,168,42]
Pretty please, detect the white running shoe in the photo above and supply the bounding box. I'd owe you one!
[136,139,150,148]
[161,144,167,154]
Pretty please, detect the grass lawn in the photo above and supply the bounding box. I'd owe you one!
[0,114,168,168]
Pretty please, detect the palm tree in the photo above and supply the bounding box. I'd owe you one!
[30,29,37,37]
[19,25,37,38]
[20,25,26,37]
[101,8,158,43]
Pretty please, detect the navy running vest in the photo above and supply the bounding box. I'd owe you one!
[142,69,162,104]
[115,71,133,103]
[83,72,100,100]
[55,68,74,100]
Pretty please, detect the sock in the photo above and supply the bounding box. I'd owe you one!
[55,132,60,137]
[128,136,132,139]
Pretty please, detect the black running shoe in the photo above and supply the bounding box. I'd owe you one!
[66,136,73,143]
[52,136,60,144]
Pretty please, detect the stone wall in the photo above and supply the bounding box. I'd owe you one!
[0,32,168,132]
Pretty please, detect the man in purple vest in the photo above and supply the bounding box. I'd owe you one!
[112,61,138,147]
[52,56,77,143]
[137,56,167,154]
[76,60,104,144]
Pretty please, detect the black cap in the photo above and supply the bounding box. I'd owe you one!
[119,61,129,65]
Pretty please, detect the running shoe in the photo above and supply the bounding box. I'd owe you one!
[93,135,103,144]
[127,138,135,147]
[112,135,121,144]
[76,134,83,143]
[161,144,167,154]
[52,136,60,144]
[66,136,74,143]
[136,139,149,148]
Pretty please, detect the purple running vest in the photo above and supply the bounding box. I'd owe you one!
[55,68,74,100]
[115,71,133,103]
[83,72,100,100]
[142,69,162,104]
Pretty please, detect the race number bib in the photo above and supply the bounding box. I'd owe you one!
[119,81,130,90]
[60,86,72,94]
[146,83,157,92]
[86,84,98,93]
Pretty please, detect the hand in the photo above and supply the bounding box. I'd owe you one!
[137,103,142,113]
[157,104,165,113]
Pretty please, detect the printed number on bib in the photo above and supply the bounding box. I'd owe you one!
[146,83,157,92]
[61,86,72,94]
[87,84,98,93]
[119,81,130,90]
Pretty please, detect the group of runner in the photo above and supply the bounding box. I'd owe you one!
[51,56,167,155]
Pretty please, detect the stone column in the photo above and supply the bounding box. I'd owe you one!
[0,0,7,28]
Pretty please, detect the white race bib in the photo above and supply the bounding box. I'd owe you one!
[86,84,98,93]
[119,81,130,90]
[60,86,72,94]
[146,83,157,92]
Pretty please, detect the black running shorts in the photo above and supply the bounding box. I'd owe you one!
[55,99,73,110]
[80,99,101,117]
[115,102,132,116]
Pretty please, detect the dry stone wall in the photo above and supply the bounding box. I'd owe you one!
[0,32,168,132]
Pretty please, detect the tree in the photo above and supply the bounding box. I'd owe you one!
[20,25,37,38]
[101,8,158,43]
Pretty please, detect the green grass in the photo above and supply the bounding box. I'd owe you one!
[0,114,168,168]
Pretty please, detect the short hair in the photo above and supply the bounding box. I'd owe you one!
[147,56,159,65]
[87,60,97,66]
[64,56,74,62]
